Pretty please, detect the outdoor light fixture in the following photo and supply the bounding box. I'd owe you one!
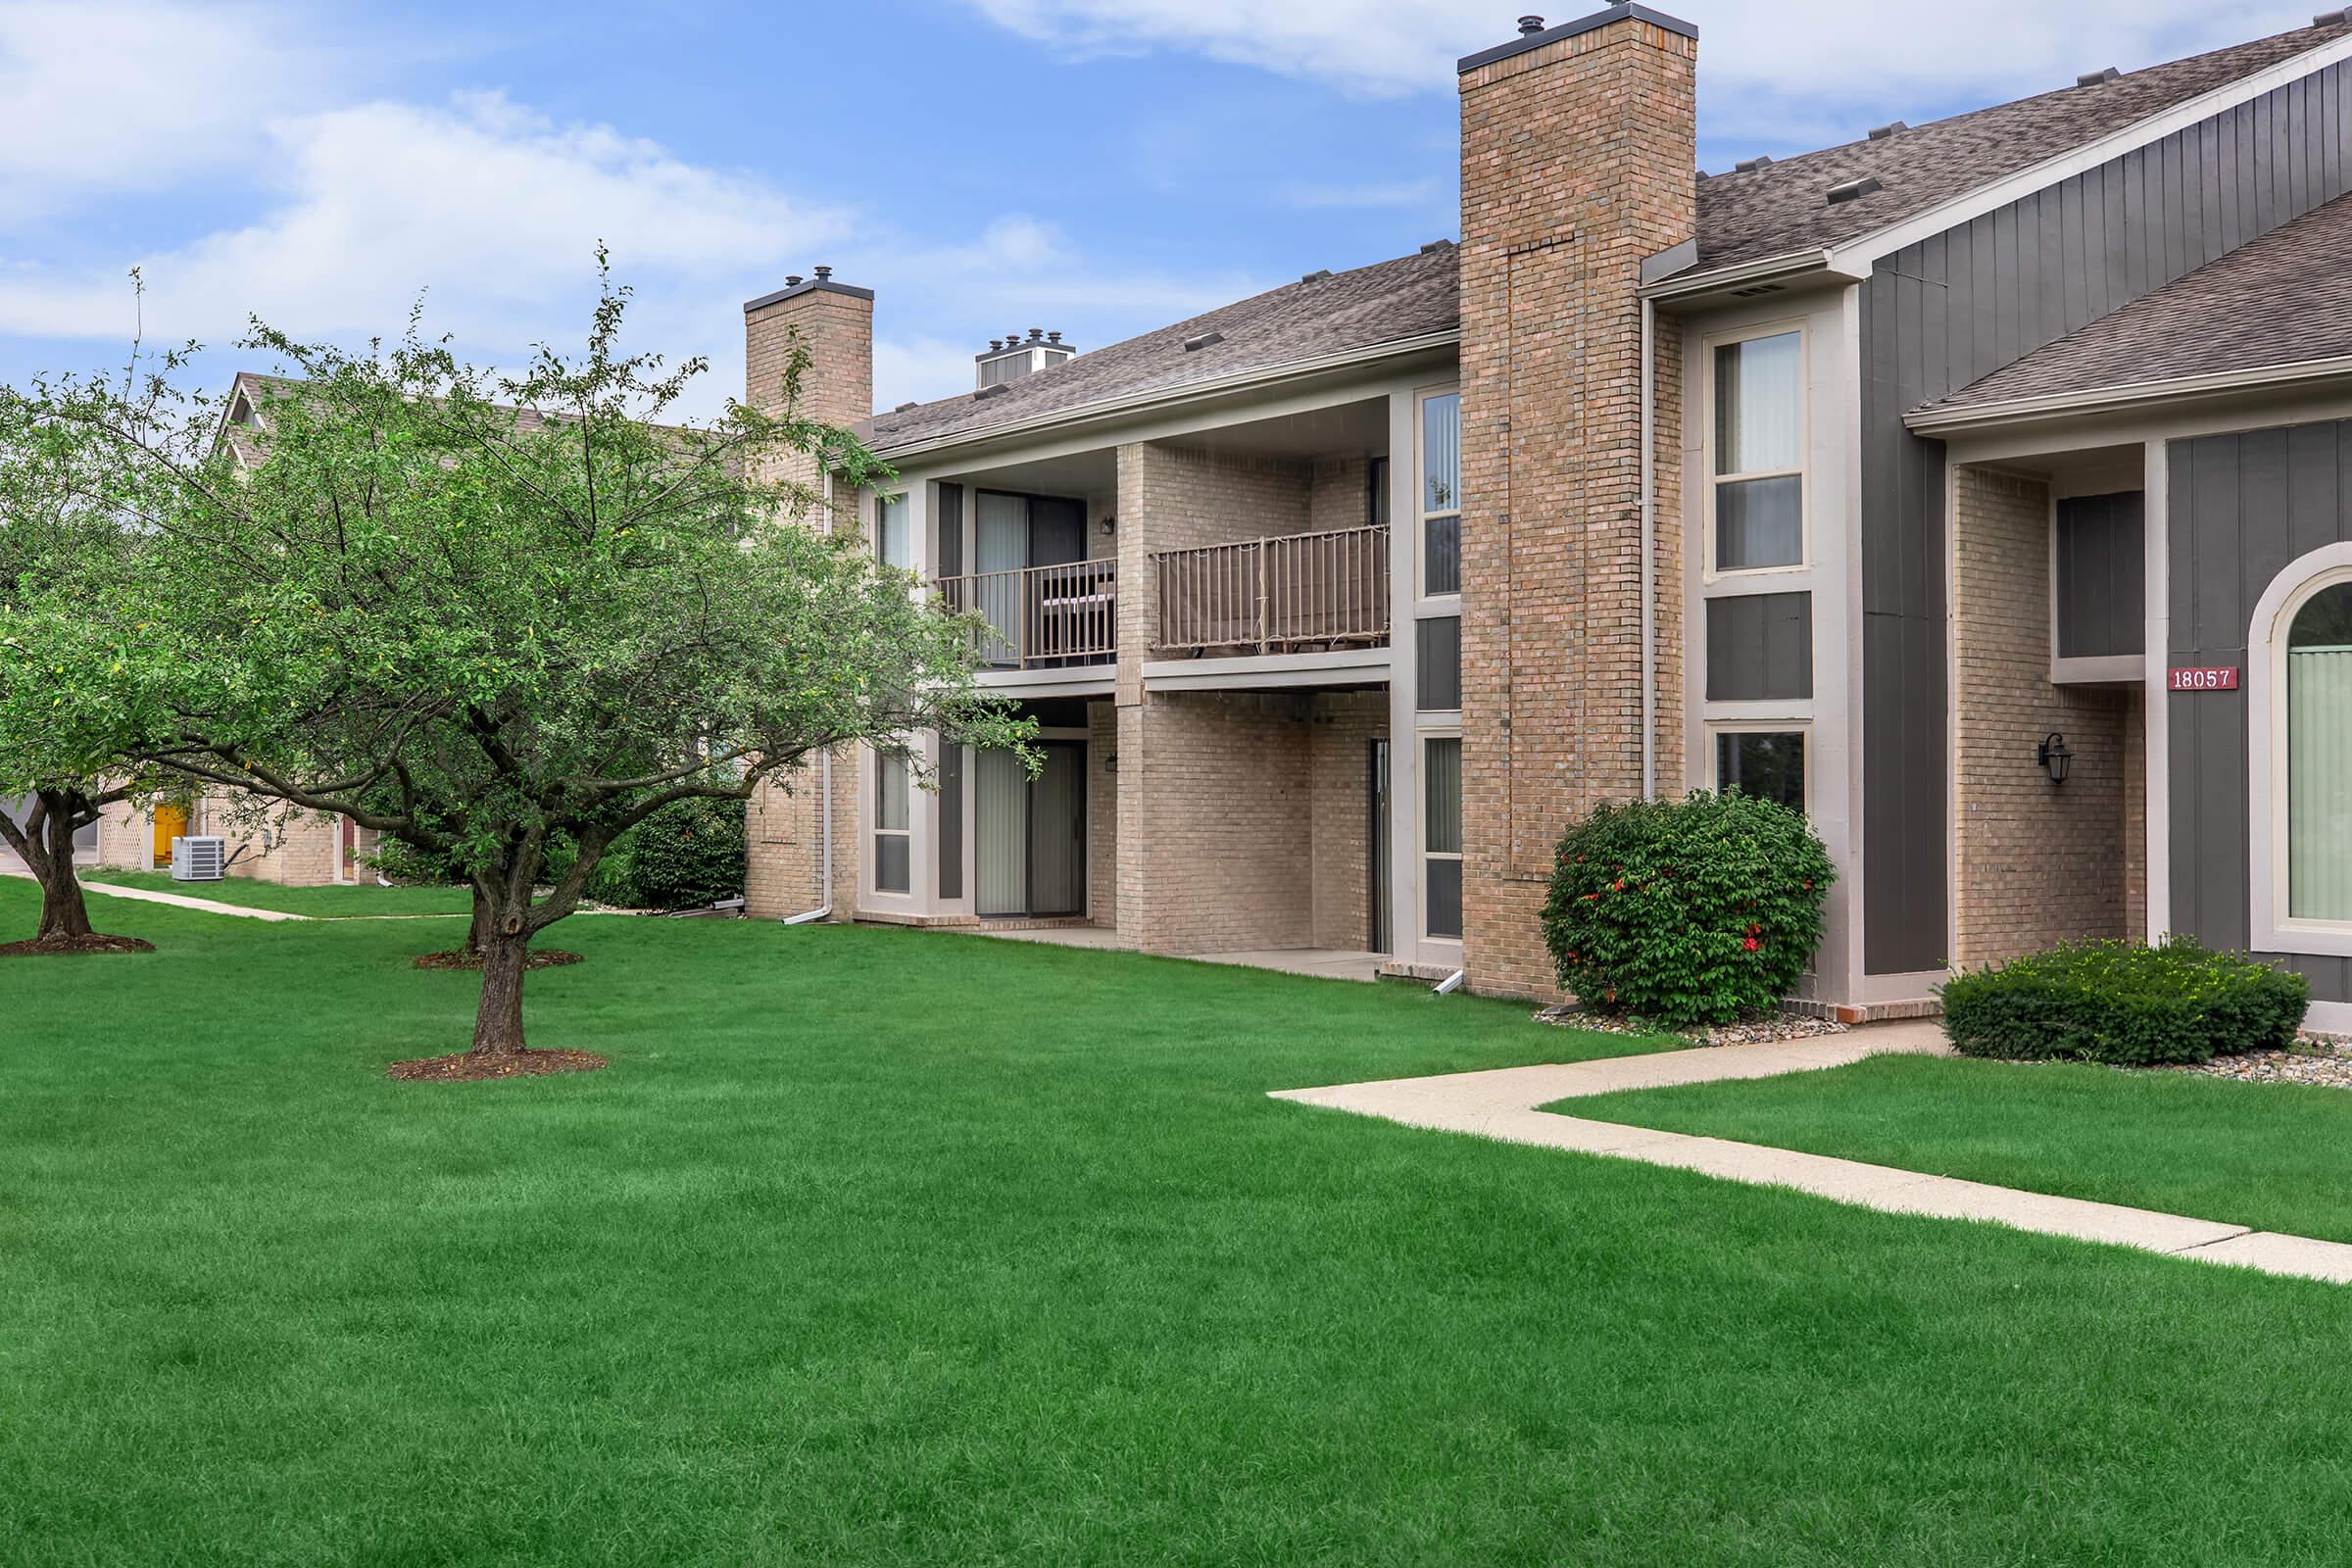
[2037,732,2073,785]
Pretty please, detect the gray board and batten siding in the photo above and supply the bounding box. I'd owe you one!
[1858,55,2352,974]
[2055,493,2146,660]
[2169,417,2352,1004]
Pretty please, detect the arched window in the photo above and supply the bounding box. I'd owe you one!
[2286,580,2352,920]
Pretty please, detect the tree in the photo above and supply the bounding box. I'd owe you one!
[0,363,200,954]
[79,272,1023,1060]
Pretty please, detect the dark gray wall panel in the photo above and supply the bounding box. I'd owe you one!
[2168,418,2352,1004]
[1858,56,2352,975]
[938,742,964,902]
[1706,592,1813,701]
[2055,493,2145,658]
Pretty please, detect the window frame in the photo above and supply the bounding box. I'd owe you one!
[872,747,912,897]
[874,491,912,573]
[1418,731,1464,945]
[1415,385,1462,602]
[1701,320,1809,582]
[2250,549,2352,954]
[1704,721,1811,816]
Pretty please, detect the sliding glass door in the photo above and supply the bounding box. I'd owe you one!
[973,742,1087,918]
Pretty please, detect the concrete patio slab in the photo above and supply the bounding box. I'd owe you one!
[1274,1022,2344,1286]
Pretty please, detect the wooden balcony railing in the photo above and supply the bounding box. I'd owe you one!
[1152,524,1391,656]
[935,560,1117,668]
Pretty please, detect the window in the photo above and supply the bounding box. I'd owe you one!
[874,751,910,894]
[1711,330,1803,572]
[1419,390,1461,595]
[2286,582,2352,920]
[1424,736,1463,941]
[875,493,911,572]
[1713,729,1806,813]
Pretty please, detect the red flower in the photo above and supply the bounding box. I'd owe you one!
[1613,879,1626,892]
[1742,936,1761,953]
[1582,893,1599,903]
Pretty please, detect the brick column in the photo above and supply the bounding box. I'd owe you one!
[1455,7,1697,998]
[741,271,874,919]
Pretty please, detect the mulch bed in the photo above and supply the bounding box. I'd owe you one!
[0,932,157,956]
[387,1049,609,1082]
[1536,1004,1850,1047]
[412,950,585,971]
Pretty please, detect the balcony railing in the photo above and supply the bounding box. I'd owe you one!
[1152,524,1391,656]
[936,560,1117,668]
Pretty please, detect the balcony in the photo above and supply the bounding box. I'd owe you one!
[1152,525,1391,656]
[936,560,1117,668]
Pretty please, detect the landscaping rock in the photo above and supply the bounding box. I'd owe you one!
[1534,1004,1849,1047]
[2159,1034,2352,1091]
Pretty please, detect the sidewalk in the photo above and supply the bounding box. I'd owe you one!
[2,871,307,922]
[1273,1023,2352,1286]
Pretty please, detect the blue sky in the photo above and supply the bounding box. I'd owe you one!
[0,0,2322,417]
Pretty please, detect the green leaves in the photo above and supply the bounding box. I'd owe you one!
[1941,938,2309,1064]
[1541,791,1837,1028]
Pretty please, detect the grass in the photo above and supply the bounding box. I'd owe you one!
[7,880,2352,1565]
[82,867,475,918]
[1565,1050,2352,1245]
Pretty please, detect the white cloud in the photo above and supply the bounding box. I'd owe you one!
[0,0,335,216]
[961,1,2324,140]
[1280,177,1447,210]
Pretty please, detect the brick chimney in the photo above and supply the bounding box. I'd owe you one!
[1454,3,1698,999]
[743,268,874,531]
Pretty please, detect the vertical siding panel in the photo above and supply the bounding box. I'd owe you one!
[2288,421,2339,564]
[2238,429,2287,655]
[2039,184,2068,346]
[1968,214,1997,384]
[2198,118,2223,267]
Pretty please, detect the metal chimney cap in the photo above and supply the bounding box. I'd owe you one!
[1517,15,1544,34]
[813,265,834,280]
[784,274,804,287]
[1047,331,1063,343]
[2075,67,2120,86]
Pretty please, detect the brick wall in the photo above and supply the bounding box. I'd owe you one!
[1952,466,2135,965]
[741,277,873,919]
[1115,441,1313,698]
[1308,456,1374,536]
[1308,689,1387,951]
[1456,14,1695,1000]
[1088,700,1119,927]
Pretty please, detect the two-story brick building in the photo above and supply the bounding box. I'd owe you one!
[745,3,2352,1033]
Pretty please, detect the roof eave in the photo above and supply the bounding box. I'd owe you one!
[868,329,1462,465]
[1639,248,1853,303]
[1907,354,2352,437]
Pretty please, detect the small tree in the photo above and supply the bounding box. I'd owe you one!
[81,272,1023,1059]
[0,369,193,953]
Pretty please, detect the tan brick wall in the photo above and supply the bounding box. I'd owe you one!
[1952,466,2135,965]
[1309,689,1387,951]
[1308,456,1374,536]
[2124,688,2148,941]
[741,278,872,919]
[1456,16,1695,1000]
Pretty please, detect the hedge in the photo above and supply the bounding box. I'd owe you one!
[1541,791,1835,1028]
[1939,938,2309,1066]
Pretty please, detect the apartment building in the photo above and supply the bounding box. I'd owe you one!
[745,3,2352,1031]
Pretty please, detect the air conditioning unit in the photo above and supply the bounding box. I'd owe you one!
[171,835,226,882]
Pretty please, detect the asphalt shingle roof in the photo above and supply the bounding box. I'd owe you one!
[1688,18,2351,271]
[863,244,1458,454]
[1921,188,2352,413]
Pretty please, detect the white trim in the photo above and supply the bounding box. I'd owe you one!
[1142,647,1392,693]
[1640,248,1850,304]
[872,330,1461,466]
[1703,720,1814,815]
[2248,545,2352,956]
[2143,440,2171,941]
[974,666,1115,701]
[1417,731,1464,945]
[1413,384,1463,602]
[1831,31,2352,275]
[1909,355,2352,437]
[1700,318,1811,582]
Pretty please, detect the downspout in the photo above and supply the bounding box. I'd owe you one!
[783,469,840,925]
[1640,295,1658,802]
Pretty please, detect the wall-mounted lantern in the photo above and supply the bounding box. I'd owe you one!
[2037,732,2073,785]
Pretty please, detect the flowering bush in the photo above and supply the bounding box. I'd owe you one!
[1541,792,1835,1027]
[1939,938,2307,1065]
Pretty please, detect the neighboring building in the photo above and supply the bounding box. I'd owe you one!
[728,4,2352,1032]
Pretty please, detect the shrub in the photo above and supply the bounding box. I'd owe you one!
[1542,791,1836,1028]
[599,796,747,911]
[1939,938,2309,1066]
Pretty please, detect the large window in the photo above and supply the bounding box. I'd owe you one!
[1419,390,1460,596]
[1713,728,1806,813]
[1711,330,1803,573]
[874,751,911,894]
[1424,736,1463,941]
[2287,582,2352,920]
[875,493,912,572]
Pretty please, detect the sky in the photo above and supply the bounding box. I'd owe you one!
[0,0,2326,419]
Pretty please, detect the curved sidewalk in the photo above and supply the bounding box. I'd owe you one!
[1273,1024,2352,1286]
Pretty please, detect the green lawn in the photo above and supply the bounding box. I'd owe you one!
[1565,1051,2352,1246]
[8,879,2352,1565]
[83,867,475,918]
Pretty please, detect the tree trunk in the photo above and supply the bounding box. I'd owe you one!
[36,861,93,942]
[464,886,489,956]
[470,929,530,1054]
[9,791,96,944]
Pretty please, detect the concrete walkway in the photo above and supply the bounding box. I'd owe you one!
[1274,1023,2352,1286]
[971,922,1387,982]
[4,872,309,922]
